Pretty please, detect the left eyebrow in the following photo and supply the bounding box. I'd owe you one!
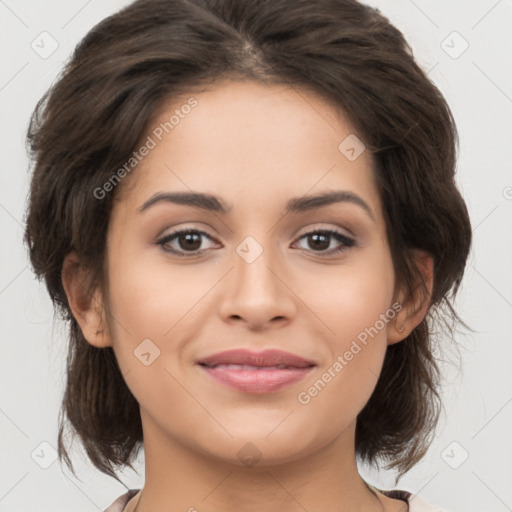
[284,190,376,222]
[137,189,375,223]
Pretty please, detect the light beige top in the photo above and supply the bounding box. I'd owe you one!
[104,487,449,511]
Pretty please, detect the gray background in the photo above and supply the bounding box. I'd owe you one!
[1,1,511,511]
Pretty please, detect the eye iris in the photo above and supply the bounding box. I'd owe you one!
[179,231,202,251]
[309,233,330,251]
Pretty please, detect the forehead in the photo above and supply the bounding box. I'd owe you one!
[116,79,381,220]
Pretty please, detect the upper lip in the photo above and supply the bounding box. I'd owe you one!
[197,349,316,368]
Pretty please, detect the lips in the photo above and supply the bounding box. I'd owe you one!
[196,348,316,369]
[196,349,316,393]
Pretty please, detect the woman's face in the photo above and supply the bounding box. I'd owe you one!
[102,79,401,466]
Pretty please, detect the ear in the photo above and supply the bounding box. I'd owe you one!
[387,249,434,346]
[61,251,113,348]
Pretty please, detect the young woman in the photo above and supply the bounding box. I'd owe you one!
[24,0,472,511]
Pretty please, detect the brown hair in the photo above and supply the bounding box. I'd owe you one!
[24,0,472,485]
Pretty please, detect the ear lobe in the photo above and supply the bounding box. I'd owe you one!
[387,249,434,346]
[61,251,112,348]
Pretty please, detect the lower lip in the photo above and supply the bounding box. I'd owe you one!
[199,365,315,393]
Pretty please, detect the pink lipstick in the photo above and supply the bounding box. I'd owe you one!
[196,349,316,393]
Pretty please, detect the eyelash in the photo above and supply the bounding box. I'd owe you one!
[156,228,355,257]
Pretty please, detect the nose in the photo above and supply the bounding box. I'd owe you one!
[218,243,297,330]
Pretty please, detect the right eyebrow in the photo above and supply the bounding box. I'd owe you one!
[137,191,231,214]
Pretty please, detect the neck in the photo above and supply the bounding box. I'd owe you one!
[129,411,385,512]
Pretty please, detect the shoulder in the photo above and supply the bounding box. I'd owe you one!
[407,493,449,512]
[104,489,141,512]
[379,488,449,512]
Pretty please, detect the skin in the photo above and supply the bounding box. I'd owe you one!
[63,79,433,512]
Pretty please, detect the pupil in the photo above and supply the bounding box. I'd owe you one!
[180,232,201,250]
[309,233,329,250]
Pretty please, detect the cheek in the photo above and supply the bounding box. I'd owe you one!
[292,254,395,404]
[105,250,216,361]
[298,256,395,344]
[104,254,213,414]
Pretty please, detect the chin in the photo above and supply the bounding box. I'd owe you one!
[202,432,317,469]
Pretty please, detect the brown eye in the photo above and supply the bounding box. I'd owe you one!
[307,232,330,251]
[294,229,355,255]
[176,231,202,251]
[157,229,217,255]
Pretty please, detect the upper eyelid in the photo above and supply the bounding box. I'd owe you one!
[293,225,354,240]
[158,225,352,239]
[159,227,216,241]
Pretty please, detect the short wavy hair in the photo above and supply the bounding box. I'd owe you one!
[24,0,472,485]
